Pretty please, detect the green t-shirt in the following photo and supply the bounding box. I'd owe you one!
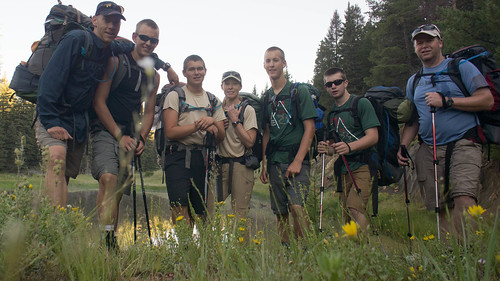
[327,95,380,173]
[262,81,318,163]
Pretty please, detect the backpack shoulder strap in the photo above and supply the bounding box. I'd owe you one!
[411,68,423,98]
[447,58,471,97]
[110,53,130,92]
[289,82,302,127]
[206,91,219,117]
[262,89,272,129]
[350,95,362,128]
[238,99,250,123]
[79,30,93,70]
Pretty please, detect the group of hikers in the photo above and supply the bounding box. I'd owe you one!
[33,1,493,250]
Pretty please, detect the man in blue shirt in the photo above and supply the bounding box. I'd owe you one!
[35,1,127,207]
[397,24,493,237]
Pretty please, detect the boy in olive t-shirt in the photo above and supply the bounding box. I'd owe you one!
[318,67,379,231]
[260,47,317,245]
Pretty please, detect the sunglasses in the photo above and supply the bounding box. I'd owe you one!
[324,79,345,88]
[137,34,159,44]
[411,24,440,39]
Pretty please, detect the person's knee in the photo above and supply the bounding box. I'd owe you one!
[453,195,475,210]
[99,173,117,187]
[48,146,67,165]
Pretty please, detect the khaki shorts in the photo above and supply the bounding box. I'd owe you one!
[415,138,482,210]
[91,130,133,195]
[35,120,86,179]
[340,164,372,222]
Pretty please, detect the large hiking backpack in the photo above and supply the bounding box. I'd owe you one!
[238,92,263,168]
[9,4,93,103]
[412,45,500,144]
[262,82,325,160]
[328,86,414,215]
[153,83,219,167]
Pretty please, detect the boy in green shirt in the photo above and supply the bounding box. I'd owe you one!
[318,67,379,231]
[260,46,317,245]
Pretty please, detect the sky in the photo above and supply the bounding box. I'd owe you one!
[0,0,369,100]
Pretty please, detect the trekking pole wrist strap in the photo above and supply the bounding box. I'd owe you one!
[437,92,448,108]
[346,142,352,153]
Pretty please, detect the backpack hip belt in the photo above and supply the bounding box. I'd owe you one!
[167,143,205,169]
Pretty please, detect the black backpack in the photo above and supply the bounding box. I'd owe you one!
[412,45,500,145]
[238,92,263,168]
[153,83,219,167]
[328,86,413,215]
[9,4,93,103]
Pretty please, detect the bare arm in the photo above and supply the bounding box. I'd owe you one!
[163,108,198,140]
[425,87,493,112]
[333,127,378,155]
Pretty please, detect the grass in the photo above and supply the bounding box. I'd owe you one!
[0,163,499,280]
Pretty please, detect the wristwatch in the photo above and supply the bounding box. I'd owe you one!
[163,62,171,70]
[232,120,242,127]
[445,97,454,108]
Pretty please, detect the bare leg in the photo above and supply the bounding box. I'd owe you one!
[450,195,477,239]
[289,204,310,239]
[349,207,368,232]
[44,145,68,207]
[171,206,193,227]
[276,213,290,244]
[97,173,119,226]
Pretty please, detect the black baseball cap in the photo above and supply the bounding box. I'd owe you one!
[95,1,126,20]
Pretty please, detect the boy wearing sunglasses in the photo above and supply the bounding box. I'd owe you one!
[397,24,492,237]
[91,19,164,250]
[318,67,379,231]
[260,46,317,246]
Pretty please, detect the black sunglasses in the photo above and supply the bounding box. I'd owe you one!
[411,24,440,39]
[137,34,159,44]
[324,79,345,88]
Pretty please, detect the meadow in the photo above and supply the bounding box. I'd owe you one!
[0,163,499,281]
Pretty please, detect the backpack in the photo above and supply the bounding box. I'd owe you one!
[262,82,325,161]
[153,82,219,167]
[238,92,263,168]
[412,45,500,144]
[9,4,93,103]
[328,86,412,216]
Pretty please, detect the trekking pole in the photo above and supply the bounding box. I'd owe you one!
[400,145,413,253]
[319,134,327,232]
[430,106,441,241]
[137,156,152,245]
[331,131,387,257]
[132,157,137,243]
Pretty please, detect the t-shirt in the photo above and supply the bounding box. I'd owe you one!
[328,95,380,173]
[406,58,488,145]
[217,103,258,158]
[263,81,318,163]
[163,85,225,146]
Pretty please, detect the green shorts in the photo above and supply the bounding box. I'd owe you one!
[35,120,86,179]
[415,138,482,210]
[268,162,310,215]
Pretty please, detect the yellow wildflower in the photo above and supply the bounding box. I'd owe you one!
[59,207,66,211]
[253,239,261,245]
[240,218,246,222]
[239,227,245,232]
[176,215,184,221]
[476,230,485,235]
[323,239,328,245]
[342,221,358,238]
[28,184,33,189]
[72,207,78,212]
[335,232,339,238]
[227,214,235,219]
[258,231,263,235]
[238,237,244,243]
[410,235,415,240]
[428,234,435,240]
[11,194,16,200]
[410,267,415,272]
[423,236,429,241]
[467,205,486,217]
[418,266,423,271]
[495,254,500,263]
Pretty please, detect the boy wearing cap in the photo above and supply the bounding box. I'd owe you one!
[162,55,226,227]
[207,71,258,219]
[36,1,128,207]
[91,19,161,249]
[397,24,493,237]
[260,46,317,245]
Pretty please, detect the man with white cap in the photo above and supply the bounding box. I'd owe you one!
[397,23,493,237]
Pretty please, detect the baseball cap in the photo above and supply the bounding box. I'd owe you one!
[411,24,441,41]
[95,1,126,20]
[221,71,242,83]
